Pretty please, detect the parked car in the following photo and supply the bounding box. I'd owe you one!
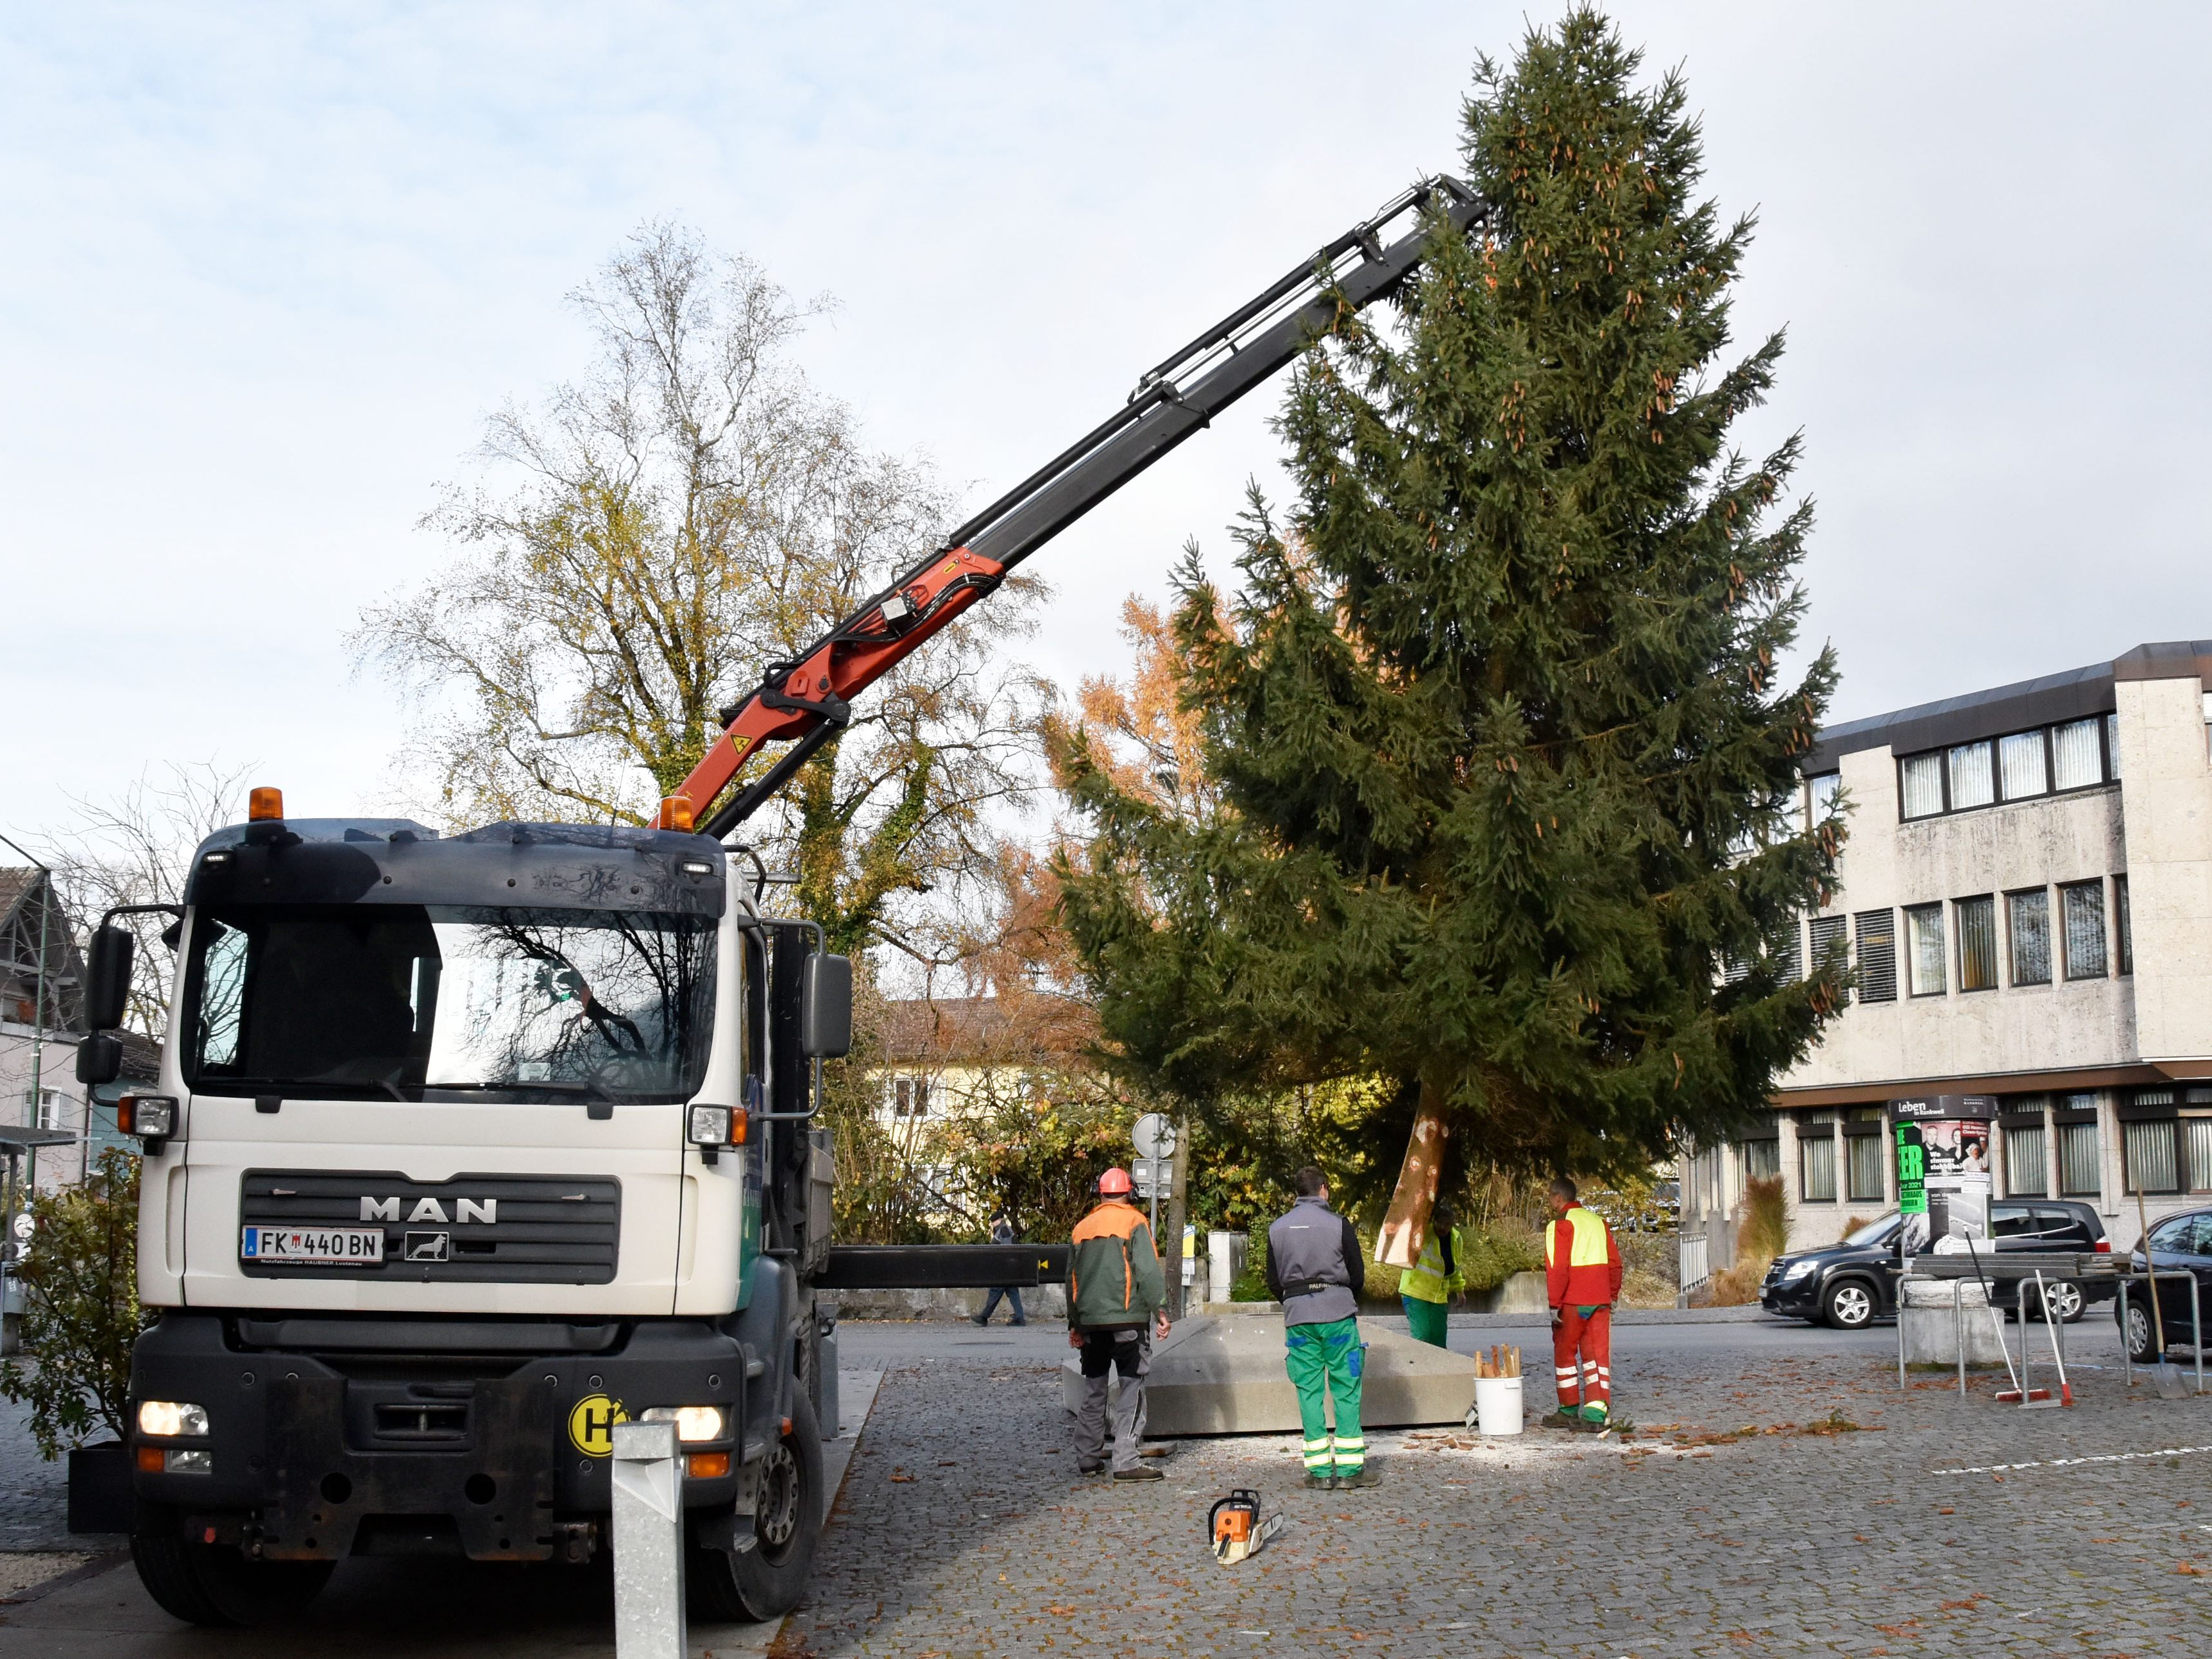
[1759,1202,2113,1329]
[2115,1205,2212,1363]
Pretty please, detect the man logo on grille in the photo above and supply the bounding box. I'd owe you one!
[568,1393,628,1456]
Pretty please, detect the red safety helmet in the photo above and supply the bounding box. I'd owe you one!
[1096,1166,1134,1197]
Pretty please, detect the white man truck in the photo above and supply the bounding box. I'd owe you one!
[76,173,1483,1627]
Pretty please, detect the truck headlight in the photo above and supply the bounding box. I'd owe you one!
[641,1405,726,1443]
[138,1400,209,1438]
[1780,1259,1817,1283]
[687,1105,745,1148]
[119,1094,176,1140]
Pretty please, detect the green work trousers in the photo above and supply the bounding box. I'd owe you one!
[1284,1316,1366,1476]
[1402,1294,1449,1348]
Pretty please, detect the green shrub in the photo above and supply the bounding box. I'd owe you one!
[1457,1228,1543,1293]
[0,1149,146,1458]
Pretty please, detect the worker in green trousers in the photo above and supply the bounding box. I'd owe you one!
[1266,1166,1372,1489]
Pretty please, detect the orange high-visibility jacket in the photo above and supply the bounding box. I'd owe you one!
[1544,1205,1623,1309]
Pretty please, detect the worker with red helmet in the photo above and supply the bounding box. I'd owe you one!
[1068,1166,1171,1479]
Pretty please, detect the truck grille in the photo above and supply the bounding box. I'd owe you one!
[239,1171,620,1284]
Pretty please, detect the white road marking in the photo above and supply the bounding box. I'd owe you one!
[1930,1442,2212,1476]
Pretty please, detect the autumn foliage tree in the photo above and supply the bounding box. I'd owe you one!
[355,223,1046,958]
[1054,10,1844,1266]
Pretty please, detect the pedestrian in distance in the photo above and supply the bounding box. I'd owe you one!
[1398,1198,1468,1348]
[973,1212,1028,1327]
[1067,1168,1171,1479]
[1266,1166,1374,1490]
[1542,1177,1628,1434]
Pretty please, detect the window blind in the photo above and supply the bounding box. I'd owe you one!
[2007,889,2050,985]
[2061,881,2107,979]
[1956,895,1998,991]
[2058,1119,2102,1197]
[2005,1123,2048,1196]
[1854,910,1897,1002]
[1948,741,1995,809]
[2052,718,2103,790]
[2125,1119,2180,1196]
[1801,1130,1838,1203]
[1900,753,1944,819]
[1906,903,1946,995]
[1999,730,2048,799]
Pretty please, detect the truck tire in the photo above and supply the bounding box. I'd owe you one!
[690,1391,824,1623]
[132,1506,335,1627]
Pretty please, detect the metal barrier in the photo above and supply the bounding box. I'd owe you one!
[1678,1234,1710,1295]
[2115,1266,2208,1396]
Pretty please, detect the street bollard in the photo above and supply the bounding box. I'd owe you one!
[612,1419,686,1659]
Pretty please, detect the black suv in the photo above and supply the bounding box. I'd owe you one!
[1759,1202,2112,1329]
[2115,1205,2212,1363]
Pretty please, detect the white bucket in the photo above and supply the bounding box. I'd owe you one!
[1473,1374,1523,1436]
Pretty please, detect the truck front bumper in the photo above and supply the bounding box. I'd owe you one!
[129,1313,746,1561]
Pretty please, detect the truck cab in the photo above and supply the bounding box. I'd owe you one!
[83,812,843,1626]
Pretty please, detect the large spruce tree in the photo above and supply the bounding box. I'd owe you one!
[1054,10,1844,1257]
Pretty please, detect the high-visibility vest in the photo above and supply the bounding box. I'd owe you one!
[1399,1226,1467,1304]
[1545,1207,1611,1270]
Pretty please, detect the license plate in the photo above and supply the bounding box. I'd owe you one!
[241,1225,386,1265]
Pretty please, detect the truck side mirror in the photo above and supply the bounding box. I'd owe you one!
[86,925,133,1032]
[799,954,853,1059]
[77,1031,122,1087]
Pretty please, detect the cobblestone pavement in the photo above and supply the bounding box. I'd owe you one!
[793,1318,2211,1658]
[0,1395,90,1553]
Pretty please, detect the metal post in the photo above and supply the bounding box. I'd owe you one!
[1896,1270,1907,1390]
[1953,1280,1966,1397]
[611,1420,686,1659]
[2192,1275,2206,1397]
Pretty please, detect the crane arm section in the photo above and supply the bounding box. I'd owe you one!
[661,175,1485,838]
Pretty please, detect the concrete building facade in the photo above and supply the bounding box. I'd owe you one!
[1681,641,2212,1270]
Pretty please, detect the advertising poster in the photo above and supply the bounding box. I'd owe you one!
[1890,1095,1997,1255]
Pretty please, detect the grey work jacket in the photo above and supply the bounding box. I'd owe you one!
[1266,1196,1362,1327]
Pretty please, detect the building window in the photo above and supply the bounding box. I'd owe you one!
[1900,753,1944,819]
[2052,717,2105,792]
[1801,1123,1838,1203]
[1739,1137,1780,1181]
[1773,917,1803,982]
[1998,729,2048,799]
[1808,772,1842,826]
[889,1076,932,1118]
[1905,903,1946,996]
[1808,915,1846,993]
[1955,895,1998,992]
[1946,740,1995,810]
[1853,909,1897,1002]
[2107,711,2122,778]
[1845,1112,1886,1202]
[2060,880,2107,980]
[2006,889,2051,986]
[24,1089,64,1131]
[2187,1115,2212,1194]
[2114,874,2132,976]
[2005,1119,2048,1197]
[2057,1103,2102,1198]
[2125,1119,2181,1196]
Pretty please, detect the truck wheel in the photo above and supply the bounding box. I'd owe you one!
[132,1508,335,1627]
[690,1391,824,1623]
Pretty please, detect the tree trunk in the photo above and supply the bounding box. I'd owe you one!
[1372,1082,1447,1268]
[1164,1114,1191,1319]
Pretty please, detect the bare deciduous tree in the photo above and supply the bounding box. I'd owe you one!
[353,222,1048,957]
[41,761,253,1035]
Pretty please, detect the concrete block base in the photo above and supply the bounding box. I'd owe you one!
[1900,1275,2010,1369]
[1064,1314,1477,1436]
[1470,1272,1549,1314]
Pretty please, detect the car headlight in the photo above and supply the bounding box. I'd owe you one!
[1780,1259,1818,1283]
[640,1405,726,1443]
[137,1400,209,1438]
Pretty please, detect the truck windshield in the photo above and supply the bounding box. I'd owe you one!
[182,904,715,1103]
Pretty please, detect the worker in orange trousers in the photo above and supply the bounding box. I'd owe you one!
[1542,1177,1626,1433]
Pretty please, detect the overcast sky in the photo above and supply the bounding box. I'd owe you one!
[4,3,2207,843]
